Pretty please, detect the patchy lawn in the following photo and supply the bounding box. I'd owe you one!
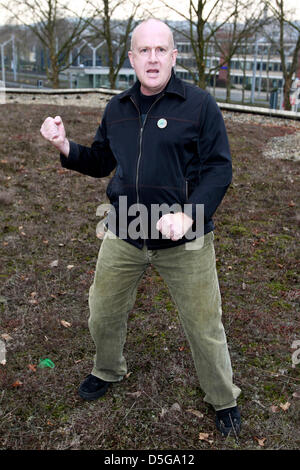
[0,104,299,450]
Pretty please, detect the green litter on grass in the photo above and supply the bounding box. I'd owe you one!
[38,358,55,369]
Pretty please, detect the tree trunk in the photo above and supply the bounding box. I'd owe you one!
[49,54,60,88]
[197,60,206,89]
[109,72,117,90]
[283,76,292,110]
[226,63,231,102]
[52,72,60,89]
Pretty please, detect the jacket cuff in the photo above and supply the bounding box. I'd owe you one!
[60,141,80,168]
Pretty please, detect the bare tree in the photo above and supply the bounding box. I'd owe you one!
[85,0,141,89]
[161,0,239,89]
[213,0,267,102]
[1,0,92,88]
[263,0,300,111]
[237,35,252,104]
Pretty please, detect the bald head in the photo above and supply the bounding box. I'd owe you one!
[128,18,177,96]
[130,19,175,51]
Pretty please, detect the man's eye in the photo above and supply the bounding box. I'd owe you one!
[157,48,167,55]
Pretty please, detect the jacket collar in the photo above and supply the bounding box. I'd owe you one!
[118,69,186,101]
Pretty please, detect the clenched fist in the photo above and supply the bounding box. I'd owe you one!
[40,115,70,156]
[156,212,193,241]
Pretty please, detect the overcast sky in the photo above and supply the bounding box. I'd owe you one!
[0,0,299,25]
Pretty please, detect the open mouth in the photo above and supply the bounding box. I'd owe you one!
[147,69,159,75]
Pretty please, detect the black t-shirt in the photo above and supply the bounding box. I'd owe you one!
[138,89,162,124]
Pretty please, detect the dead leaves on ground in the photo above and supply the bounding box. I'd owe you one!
[199,432,214,445]
[187,408,204,419]
[279,401,291,411]
[29,291,38,305]
[124,391,211,441]
[1,333,12,342]
[49,260,76,269]
[12,380,23,388]
[126,391,142,399]
[292,390,300,400]
[254,436,267,447]
[269,401,291,413]
[124,389,205,422]
[60,320,72,328]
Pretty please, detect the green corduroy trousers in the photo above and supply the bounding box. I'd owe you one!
[88,230,241,411]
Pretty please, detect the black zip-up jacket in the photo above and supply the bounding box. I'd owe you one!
[60,71,232,250]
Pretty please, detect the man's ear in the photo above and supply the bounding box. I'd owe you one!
[172,49,178,67]
[128,50,134,69]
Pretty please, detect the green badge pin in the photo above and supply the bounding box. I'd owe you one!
[157,118,167,129]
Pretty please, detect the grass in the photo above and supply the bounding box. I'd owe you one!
[0,103,299,450]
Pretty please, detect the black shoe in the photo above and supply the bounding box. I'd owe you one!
[215,406,241,437]
[79,374,111,401]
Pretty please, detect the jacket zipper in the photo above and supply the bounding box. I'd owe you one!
[130,93,165,243]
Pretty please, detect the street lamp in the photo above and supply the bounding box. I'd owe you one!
[0,35,16,86]
[79,38,120,89]
[81,40,105,88]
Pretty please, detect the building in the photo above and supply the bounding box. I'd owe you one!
[63,32,299,99]
[1,19,299,101]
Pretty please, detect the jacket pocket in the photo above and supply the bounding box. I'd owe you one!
[185,179,188,202]
[106,166,123,202]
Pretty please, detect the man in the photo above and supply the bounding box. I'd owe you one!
[40,19,241,437]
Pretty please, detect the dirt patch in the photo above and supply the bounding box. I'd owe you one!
[0,104,299,450]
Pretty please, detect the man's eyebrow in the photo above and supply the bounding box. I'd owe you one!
[137,44,169,49]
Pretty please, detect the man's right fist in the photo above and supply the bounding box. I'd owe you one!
[40,115,70,156]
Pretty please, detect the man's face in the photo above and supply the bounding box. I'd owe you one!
[128,21,177,96]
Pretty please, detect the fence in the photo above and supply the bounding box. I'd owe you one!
[1,87,300,120]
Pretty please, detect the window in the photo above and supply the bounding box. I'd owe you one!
[177,43,191,54]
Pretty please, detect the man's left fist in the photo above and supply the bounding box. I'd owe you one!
[156,212,193,241]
